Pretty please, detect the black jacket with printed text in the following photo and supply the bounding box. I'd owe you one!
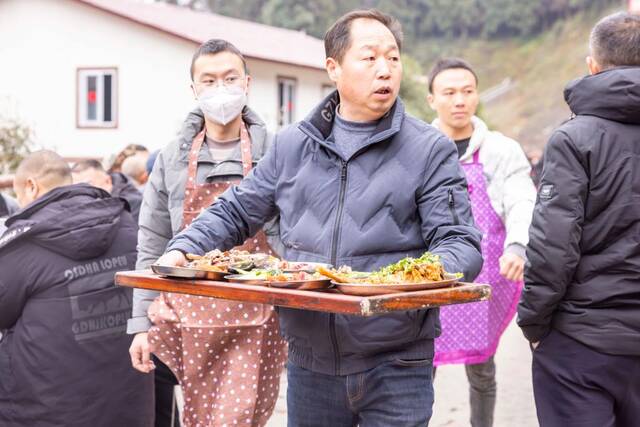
[0,184,153,426]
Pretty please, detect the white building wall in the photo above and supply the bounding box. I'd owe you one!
[247,58,332,128]
[0,0,330,159]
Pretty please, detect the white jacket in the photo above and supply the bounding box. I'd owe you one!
[433,116,536,255]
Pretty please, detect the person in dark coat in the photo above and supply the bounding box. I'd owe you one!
[71,159,143,222]
[0,150,153,427]
[518,12,640,427]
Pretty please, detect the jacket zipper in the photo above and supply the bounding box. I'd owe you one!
[448,189,460,225]
[329,160,348,375]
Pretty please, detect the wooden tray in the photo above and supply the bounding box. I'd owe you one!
[333,274,460,296]
[116,270,491,317]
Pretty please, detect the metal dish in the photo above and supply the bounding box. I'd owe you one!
[333,274,460,296]
[151,264,227,281]
[281,262,333,273]
[225,274,333,291]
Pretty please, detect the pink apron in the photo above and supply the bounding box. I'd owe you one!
[147,124,287,426]
[434,150,523,366]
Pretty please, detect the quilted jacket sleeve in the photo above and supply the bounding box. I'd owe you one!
[418,136,483,281]
[517,130,588,342]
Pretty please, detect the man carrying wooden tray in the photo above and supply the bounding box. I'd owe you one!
[158,9,483,427]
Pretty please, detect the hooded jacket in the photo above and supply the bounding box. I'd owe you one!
[518,67,640,355]
[166,93,483,375]
[0,184,153,426]
[110,171,142,222]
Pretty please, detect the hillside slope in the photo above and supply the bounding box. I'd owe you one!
[414,3,622,149]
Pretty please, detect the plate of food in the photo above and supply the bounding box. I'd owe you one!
[225,269,333,291]
[150,264,227,280]
[277,260,333,273]
[317,253,463,296]
[151,249,279,280]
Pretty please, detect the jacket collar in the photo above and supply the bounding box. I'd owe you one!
[564,66,640,125]
[298,90,406,160]
[6,184,111,227]
[432,115,488,162]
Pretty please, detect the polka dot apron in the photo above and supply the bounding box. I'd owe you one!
[434,150,523,366]
[148,123,286,426]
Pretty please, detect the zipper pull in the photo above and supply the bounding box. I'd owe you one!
[340,161,347,180]
[448,188,460,225]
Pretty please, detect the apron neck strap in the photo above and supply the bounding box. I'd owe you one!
[472,149,480,164]
[186,121,254,185]
[187,129,206,185]
[239,121,253,177]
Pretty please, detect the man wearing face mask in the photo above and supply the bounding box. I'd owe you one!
[127,39,285,426]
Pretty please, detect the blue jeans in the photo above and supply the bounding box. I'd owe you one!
[287,359,434,427]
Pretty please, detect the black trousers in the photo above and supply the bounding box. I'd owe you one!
[153,356,180,427]
[532,328,640,427]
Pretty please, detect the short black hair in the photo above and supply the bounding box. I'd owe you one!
[590,12,640,69]
[324,9,403,64]
[427,58,478,94]
[71,159,105,173]
[190,39,248,80]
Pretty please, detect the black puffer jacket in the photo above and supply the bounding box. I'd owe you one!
[0,184,153,426]
[110,172,142,222]
[518,67,640,355]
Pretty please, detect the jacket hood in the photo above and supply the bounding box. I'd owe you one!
[2,184,127,260]
[110,172,137,205]
[564,67,640,125]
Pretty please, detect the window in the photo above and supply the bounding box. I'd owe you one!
[77,68,117,128]
[277,77,297,128]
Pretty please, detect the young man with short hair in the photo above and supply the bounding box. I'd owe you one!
[128,39,285,426]
[157,10,483,426]
[518,12,640,426]
[427,58,536,427]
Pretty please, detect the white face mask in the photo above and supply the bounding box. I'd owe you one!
[197,84,247,125]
